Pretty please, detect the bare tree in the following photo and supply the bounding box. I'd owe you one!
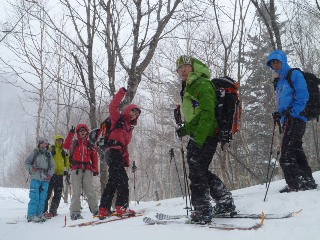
[0,1,55,141]
[100,0,183,107]
[250,0,282,50]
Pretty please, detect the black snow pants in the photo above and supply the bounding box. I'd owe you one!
[44,174,63,214]
[187,136,230,213]
[99,149,129,210]
[280,117,314,189]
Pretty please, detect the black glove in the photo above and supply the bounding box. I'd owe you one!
[61,150,68,158]
[187,140,202,155]
[121,87,127,92]
[272,112,281,121]
[64,170,68,176]
[218,129,231,149]
[132,161,137,173]
[70,126,75,133]
[51,145,56,156]
[175,125,185,138]
[93,172,99,176]
[282,108,292,118]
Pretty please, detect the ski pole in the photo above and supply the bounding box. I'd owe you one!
[132,161,137,204]
[264,118,285,202]
[265,121,276,188]
[169,148,184,199]
[174,105,192,214]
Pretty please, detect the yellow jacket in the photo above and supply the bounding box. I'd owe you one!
[50,135,70,176]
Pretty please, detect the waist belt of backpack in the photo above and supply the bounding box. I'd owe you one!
[72,161,91,174]
[107,140,125,148]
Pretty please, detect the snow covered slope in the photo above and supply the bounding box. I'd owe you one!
[1,171,319,240]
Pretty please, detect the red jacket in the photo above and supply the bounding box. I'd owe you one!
[107,88,140,167]
[63,124,99,173]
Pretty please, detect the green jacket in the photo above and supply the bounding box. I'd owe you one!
[51,135,70,176]
[181,58,218,147]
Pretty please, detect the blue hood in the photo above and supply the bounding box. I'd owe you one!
[266,50,291,78]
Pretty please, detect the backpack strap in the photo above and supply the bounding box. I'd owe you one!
[31,148,52,173]
[70,139,78,159]
[286,68,301,89]
[31,149,39,165]
[70,139,94,172]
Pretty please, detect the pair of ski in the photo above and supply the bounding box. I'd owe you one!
[143,209,302,230]
[68,212,144,227]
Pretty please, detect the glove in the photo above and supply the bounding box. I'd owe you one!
[45,175,51,181]
[51,145,56,156]
[64,170,69,176]
[282,108,292,118]
[272,112,281,121]
[70,126,75,133]
[93,172,99,176]
[61,150,68,158]
[132,161,137,173]
[121,87,127,92]
[218,129,231,149]
[175,125,185,138]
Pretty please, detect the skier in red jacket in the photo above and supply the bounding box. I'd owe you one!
[99,87,141,218]
[63,123,99,220]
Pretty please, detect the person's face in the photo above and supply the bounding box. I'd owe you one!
[39,141,48,149]
[130,109,140,121]
[271,59,282,71]
[78,128,88,139]
[56,138,63,145]
[177,64,193,81]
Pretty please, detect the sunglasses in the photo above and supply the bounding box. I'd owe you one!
[78,128,87,133]
[270,59,281,66]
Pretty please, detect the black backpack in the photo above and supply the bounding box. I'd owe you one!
[278,68,320,121]
[89,115,125,147]
[212,76,241,147]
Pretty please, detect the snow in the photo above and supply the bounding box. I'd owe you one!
[1,172,320,240]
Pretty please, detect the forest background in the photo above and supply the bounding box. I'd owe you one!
[0,0,320,204]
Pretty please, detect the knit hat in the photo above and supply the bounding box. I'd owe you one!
[38,137,48,145]
[37,137,49,148]
[176,55,193,71]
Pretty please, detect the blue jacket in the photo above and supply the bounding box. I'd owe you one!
[266,50,309,122]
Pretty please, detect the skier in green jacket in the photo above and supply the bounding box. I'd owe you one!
[175,55,236,224]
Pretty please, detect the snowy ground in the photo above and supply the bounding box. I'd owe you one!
[1,172,319,240]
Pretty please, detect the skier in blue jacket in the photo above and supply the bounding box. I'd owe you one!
[266,50,317,192]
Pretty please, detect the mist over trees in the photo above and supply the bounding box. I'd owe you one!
[0,0,320,203]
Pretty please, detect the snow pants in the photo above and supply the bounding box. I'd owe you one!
[44,174,63,215]
[27,179,49,217]
[99,149,129,210]
[69,169,98,215]
[280,118,314,188]
[187,136,231,212]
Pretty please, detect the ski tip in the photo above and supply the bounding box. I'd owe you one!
[260,212,265,225]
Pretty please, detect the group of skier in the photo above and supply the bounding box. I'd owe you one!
[25,50,317,224]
